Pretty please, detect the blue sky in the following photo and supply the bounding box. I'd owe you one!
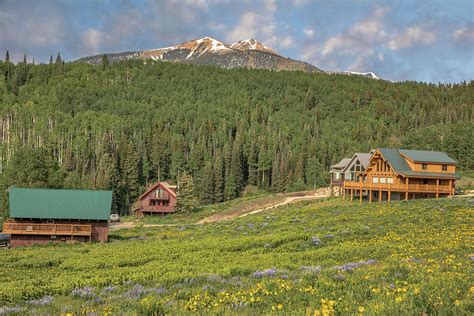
[0,0,473,82]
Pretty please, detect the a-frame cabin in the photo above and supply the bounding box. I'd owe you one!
[134,181,177,216]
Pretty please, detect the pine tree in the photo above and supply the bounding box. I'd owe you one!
[55,52,62,65]
[199,160,214,204]
[49,55,53,65]
[213,150,224,202]
[22,54,27,64]
[5,50,9,62]
[111,156,125,214]
[247,142,258,185]
[102,54,109,69]
[176,172,198,213]
[124,141,140,206]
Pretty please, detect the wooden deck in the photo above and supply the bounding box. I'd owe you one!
[2,222,92,237]
[344,181,453,193]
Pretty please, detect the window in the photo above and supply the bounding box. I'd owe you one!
[423,179,428,185]
[335,172,340,180]
[422,163,427,170]
[380,177,386,184]
[387,177,394,184]
[442,165,448,171]
[373,177,379,184]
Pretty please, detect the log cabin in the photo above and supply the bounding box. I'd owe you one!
[2,187,112,247]
[329,157,351,195]
[134,181,177,216]
[343,148,460,203]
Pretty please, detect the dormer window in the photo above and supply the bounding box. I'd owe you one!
[442,164,448,171]
[422,163,427,170]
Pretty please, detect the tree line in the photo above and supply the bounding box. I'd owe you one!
[0,54,472,214]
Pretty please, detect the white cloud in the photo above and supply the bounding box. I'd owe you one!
[300,6,389,71]
[452,25,474,42]
[80,28,106,55]
[225,2,293,52]
[303,28,314,37]
[388,26,436,50]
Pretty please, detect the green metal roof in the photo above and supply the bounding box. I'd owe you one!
[378,148,412,173]
[9,187,112,221]
[399,149,457,164]
[377,148,459,179]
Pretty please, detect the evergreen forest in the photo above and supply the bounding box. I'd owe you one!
[0,56,472,214]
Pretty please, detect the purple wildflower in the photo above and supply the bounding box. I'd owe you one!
[27,295,54,306]
[333,259,376,271]
[0,306,22,314]
[124,284,147,299]
[252,268,277,278]
[71,287,96,298]
[301,265,322,273]
[103,285,116,293]
[87,297,102,304]
[152,287,167,295]
[311,236,322,245]
[247,223,254,228]
[325,234,335,239]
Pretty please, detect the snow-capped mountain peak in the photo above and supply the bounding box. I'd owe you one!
[230,39,278,55]
[77,36,322,73]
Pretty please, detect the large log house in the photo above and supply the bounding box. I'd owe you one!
[343,148,459,202]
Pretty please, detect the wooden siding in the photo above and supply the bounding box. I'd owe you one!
[135,182,177,216]
[3,219,108,247]
[343,148,456,203]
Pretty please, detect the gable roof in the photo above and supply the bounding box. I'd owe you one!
[399,149,457,164]
[342,152,374,172]
[330,158,351,170]
[9,187,112,220]
[138,181,177,201]
[376,148,459,179]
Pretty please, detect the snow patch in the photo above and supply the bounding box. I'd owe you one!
[343,71,380,80]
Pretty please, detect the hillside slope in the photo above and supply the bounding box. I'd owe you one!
[0,60,472,215]
[0,198,472,314]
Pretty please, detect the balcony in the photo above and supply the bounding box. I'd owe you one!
[343,181,453,193]
[2,222,92,237]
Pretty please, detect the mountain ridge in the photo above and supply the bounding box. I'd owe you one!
[76,36,323,73]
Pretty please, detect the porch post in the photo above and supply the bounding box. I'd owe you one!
[436,179,439,199]
[405,178,409,201]
[350,188,353,202]
[359,177,363,204]
[448,179,452,197]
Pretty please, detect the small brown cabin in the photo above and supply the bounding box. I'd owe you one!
[134,181,177,216]
[2,187,112,247]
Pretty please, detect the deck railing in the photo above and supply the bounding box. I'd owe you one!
[2,222,92,236]
[343,181,452,193]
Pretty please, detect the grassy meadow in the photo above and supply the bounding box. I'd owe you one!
[0,197,473,315]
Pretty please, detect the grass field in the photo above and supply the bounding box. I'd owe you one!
[0,197,473,315]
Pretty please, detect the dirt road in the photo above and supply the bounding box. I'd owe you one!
[110,187,331,230]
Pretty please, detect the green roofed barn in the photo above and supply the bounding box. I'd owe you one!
[3,187,112,247]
